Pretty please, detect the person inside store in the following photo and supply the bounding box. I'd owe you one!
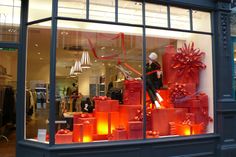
[146,52,163,108]
[81,97,94,113]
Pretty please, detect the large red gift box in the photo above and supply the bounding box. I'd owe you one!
[119,105,142,129]
[75,117,96,134]
[95,99,119,112]
[111,127,127,140]
[55,129,73,144]
[151,108,175,136]
[162,45,177,85]
[123,80,142,105]
[128,121,143,140]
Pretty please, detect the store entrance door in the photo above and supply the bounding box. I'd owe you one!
[0,47,18,157]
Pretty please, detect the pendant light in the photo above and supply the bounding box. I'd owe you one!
[73,60,82,75]
[80,51,91,68]
[69,66,76,78]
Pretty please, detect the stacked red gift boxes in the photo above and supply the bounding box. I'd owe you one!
[55,42,213,144]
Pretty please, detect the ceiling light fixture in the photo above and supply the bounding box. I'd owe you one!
[81,51,91,68]
[69,66,77,78]
[73,60,82,75]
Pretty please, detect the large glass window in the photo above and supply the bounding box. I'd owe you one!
[145,29,213,138]
[0,0,21,42]
[192,10,211,32]
[58,0,86,19]
[170,7,190,30]
[28,0,52,22]
[55,21,143,144]
[25,21,51,143]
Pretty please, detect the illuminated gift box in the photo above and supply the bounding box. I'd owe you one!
[95,111,119,135]
[73,113,97,134]
[175,122,205,136]
[95,99,119,112]
[119,105,142,130]
[55,129,73,144]
[128,121,143,140]
[111,127,127,141]
[73,122,93,143]
[123,80,142,105]
[151,108,175,136]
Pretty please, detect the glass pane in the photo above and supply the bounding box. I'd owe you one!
[118,0,142,24]
[58,0,86,19]
[55,20,143,144]
[0,48,18,146]
[233,42,236,98]
[146,28,213,138]
[89,0,115,22]
[146,3,168,28]
[0,0,21,42]
[170,7,190,30]
[192,10,211,32]
[25,21,51,144]
[28,0,52,22]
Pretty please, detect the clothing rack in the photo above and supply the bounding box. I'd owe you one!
[0,85,16,143]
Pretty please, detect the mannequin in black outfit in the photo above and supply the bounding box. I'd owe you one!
[146,52,163,108]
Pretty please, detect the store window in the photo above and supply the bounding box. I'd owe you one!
[118,0,142,24]
[0,0,21,42]
[192,10,211,32]
[58,0,86,19]
[146,4,168,28]
[145,29,213,138]
[170,7,190,30]
[55,20,143,144]
[28,0,52,22]
[25,21,51,143]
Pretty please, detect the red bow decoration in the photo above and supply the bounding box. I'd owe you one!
[172,42,206,78]
[133,107,151,121]
[169,83,189,103]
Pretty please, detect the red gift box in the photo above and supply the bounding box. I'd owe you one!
[162,45,178,85]
[111,127,127,140]
[157,89,173,108]
[174,108,188,123]
[119,105,142,130]
[95,99,119,112]
[123,80,142,105]
[189,107,209,125]
[128,121,143,140]
[73,122,93,143]
[151,108,175,136]
[175,123,205,136]
[55,129,73,144]
[76,117,96,134]
[95,111,119,135]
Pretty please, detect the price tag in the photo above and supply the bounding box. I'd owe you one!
[37,129,47,142]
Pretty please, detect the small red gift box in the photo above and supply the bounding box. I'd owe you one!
[95,111,119,135]
[55,129,73,144]
[128,121,143,140]
[174,108,188,123]
[111,127,127,141]
[95,99,119,112]
[119,105,142,129]
[73,122,93,143]
[175,122,205,136]
[76,117,96,134]
[123,80,142,105]
[151,108,175,136]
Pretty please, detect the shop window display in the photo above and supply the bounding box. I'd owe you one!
[25,22,51,143]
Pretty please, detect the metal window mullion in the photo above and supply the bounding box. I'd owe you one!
[167,5,171,29]
[16,0,29,142]
[142,0,147,140]
[115,0,118,22]
[49,0,58,146]
[190,9,193,31]
[86,0,89,20]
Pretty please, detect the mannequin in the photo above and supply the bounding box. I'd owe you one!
[146,52,163,108]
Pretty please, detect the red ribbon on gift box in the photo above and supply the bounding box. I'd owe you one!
[171,42,206,79]
[169,83,189,103]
